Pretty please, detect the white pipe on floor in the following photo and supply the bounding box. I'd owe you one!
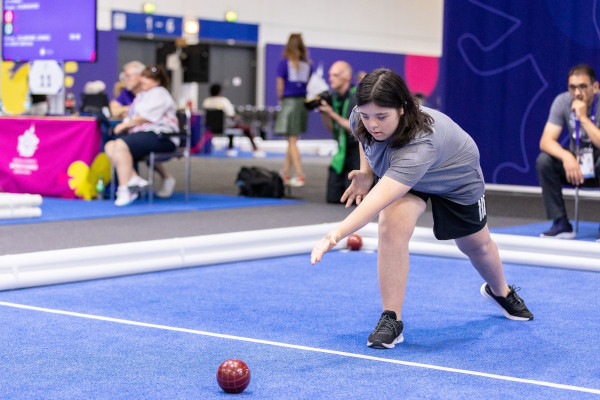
[0,207,42,219]
[0,193,43,207]
[0,193,43,219]
[0,223,598,291]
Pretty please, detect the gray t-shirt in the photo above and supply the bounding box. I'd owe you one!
[547,91,600,151]
[350,106,485,205]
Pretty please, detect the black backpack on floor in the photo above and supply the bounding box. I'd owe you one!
[236,166,284,198]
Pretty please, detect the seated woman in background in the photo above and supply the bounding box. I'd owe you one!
[105,65,179,206]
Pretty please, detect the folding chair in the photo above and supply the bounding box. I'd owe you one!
[203,109,244,151]
[146,108,192,204]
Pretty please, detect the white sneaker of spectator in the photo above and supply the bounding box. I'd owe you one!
[114,186,138,206]
[226,148,238,157]
[156,176,176,198]
[127,175,149,192]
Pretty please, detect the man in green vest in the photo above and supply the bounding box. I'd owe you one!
[318,61,361,203]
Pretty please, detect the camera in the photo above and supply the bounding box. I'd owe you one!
[304,91,332,110]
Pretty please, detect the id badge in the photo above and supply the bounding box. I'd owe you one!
[578,147,595,179]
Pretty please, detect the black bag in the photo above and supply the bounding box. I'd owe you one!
[236,166,284,198]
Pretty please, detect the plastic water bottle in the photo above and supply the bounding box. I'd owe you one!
[65,91,76,115]
[23,92,32,113]
[96,176,105,200]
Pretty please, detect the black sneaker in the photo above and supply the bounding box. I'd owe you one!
[367,310,404,349]
[480,283,533,321]
[540,218,575,239]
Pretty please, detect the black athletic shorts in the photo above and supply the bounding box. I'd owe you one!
[121,131,177,161]
[408,190,487,240]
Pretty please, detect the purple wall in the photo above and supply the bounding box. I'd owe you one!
[265,44,441,140]
[70,30,120,103]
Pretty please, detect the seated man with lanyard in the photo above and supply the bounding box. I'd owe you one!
[536,64,600,241]
[318,61,361,203]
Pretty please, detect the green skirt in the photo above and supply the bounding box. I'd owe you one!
[274,97,308,136]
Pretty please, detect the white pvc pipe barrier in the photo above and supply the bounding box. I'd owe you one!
[0,207,42,219]
[0,193,43,207]
[0,223,598,291]
[0,193,43,219]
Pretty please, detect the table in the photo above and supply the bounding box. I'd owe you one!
[0,116,101,198]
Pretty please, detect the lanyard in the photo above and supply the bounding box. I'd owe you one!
[574,93,597,147]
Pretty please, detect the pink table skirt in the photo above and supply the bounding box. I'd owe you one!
[0,116,101,198]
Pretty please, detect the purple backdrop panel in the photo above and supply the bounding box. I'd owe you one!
[441,0,600,185]
[70,30,120,105]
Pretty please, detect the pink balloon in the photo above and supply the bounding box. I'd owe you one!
[404,55,439,97]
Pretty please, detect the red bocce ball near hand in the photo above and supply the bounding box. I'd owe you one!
[347,234,362,251]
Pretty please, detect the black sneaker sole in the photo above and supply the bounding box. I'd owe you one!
[540,232,575,239]
[127,184,150,194]
[367,333,404,349]
[480,283,532,321]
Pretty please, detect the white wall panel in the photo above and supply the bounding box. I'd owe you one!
[98,0,443,55]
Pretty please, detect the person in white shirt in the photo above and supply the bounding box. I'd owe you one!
[202,83,265,158]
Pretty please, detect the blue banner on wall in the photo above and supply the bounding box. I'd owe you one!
[111,11,182,37]
[198,19,258,43]
[441,0,600,186]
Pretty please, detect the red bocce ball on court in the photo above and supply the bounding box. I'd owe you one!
[217,359,251,394]
[347,234,363,251]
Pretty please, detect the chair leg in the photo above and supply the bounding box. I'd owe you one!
[185,147,191,202]
[149,152,155,205]
[110,165,116,201]
[574,186,580,234]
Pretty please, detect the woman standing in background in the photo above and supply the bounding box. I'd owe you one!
[274,33,313,187]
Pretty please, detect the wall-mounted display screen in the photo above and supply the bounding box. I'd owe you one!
[2,0,97,62]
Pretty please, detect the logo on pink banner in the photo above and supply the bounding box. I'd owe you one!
[9,123,40,175]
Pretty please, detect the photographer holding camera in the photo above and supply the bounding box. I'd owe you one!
[318,61,362,203]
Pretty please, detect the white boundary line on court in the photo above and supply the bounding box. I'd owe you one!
[1,300,599,396]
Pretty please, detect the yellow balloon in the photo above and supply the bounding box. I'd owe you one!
[64,75,74,88]
[64,61,78,74]
[67,161,94,200]
[0,61,29,114]
[66,153,112,200]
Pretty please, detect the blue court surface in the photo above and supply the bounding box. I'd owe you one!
[1,250,598,399]
[0,193,302,225]
[491,221,599,242]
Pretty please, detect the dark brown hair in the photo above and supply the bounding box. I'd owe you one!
[568,64,596,83]
[354,68,433,148]
[141,65,170,88]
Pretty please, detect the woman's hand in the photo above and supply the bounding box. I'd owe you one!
[341,170,374,207]
[311,231,340,264]
[113,122,127,135]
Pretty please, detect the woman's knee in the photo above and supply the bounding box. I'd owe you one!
[456,229,495,258]
[379,218,412,243]
[104,141,114,155]
[379,200,423,242]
